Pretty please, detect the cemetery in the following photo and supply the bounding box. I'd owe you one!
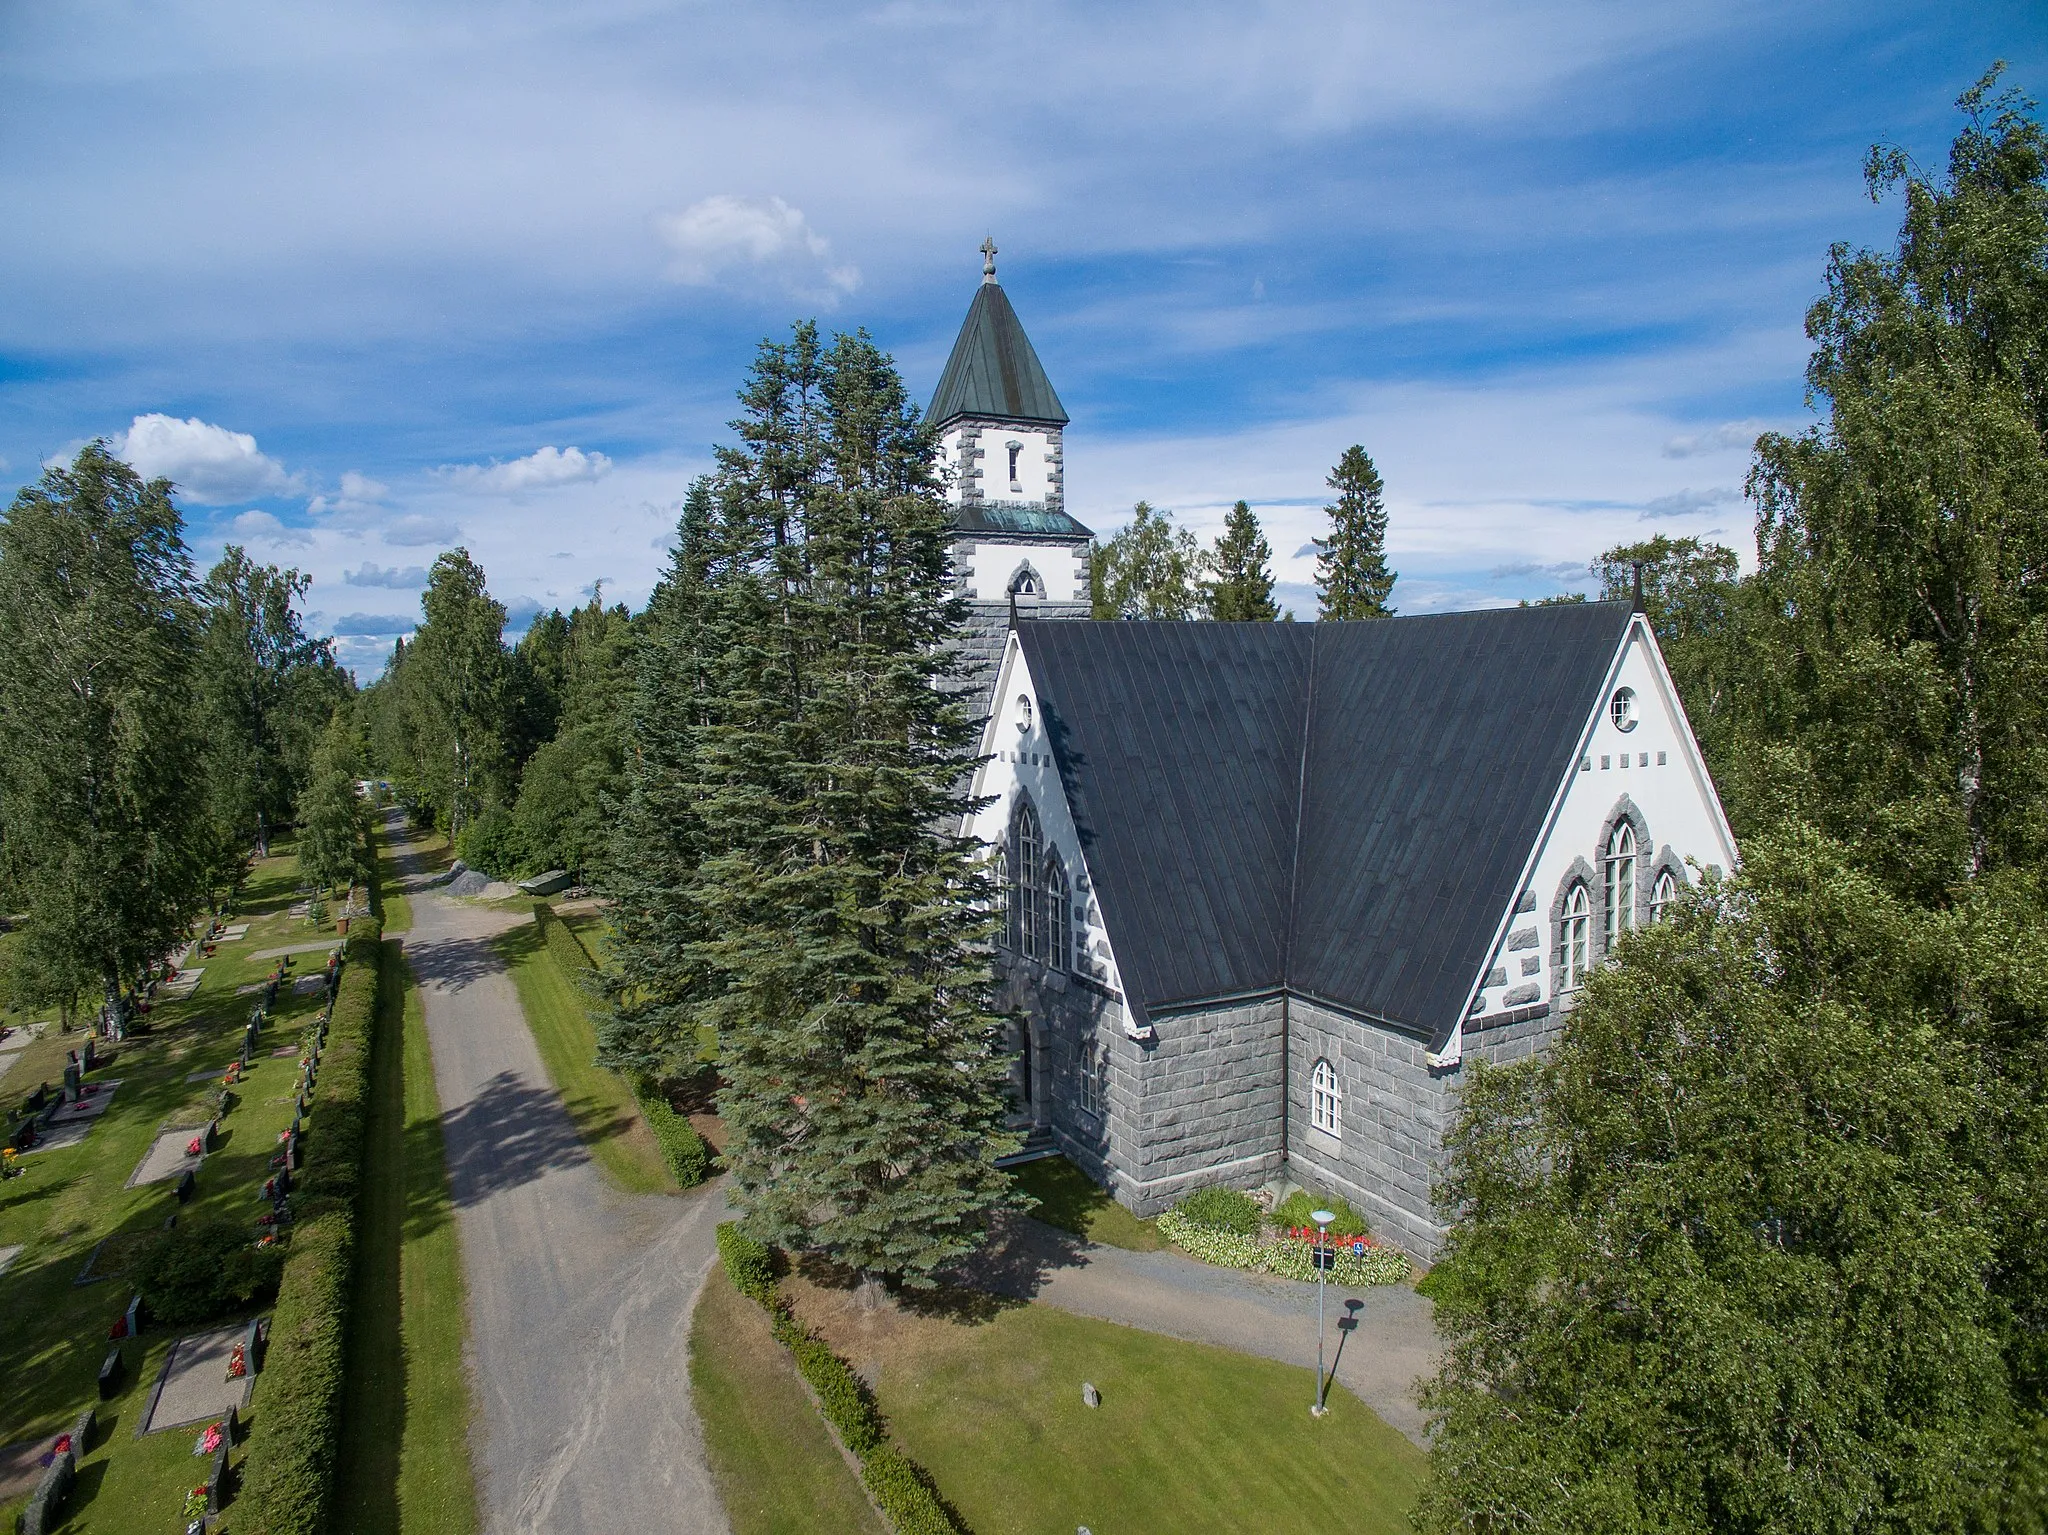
[0,836,363,1533]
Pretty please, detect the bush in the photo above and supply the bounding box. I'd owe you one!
[239,915,385,1535]
[135,1218,286,1326]
[637,1083,711,1189]
[454,803,524,879]
[1157,1209,1409,1288]
[533,902,594,973]
[1272,1188,1369,1237]
[715,1222,777,1307]
[862,1445,962,1535]
[1173,1185,1262,1236]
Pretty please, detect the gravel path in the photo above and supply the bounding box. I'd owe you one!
[388,813,731,1535]
[965,1214,1442,1446]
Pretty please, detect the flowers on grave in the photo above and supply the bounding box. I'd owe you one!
[186,1136,204,1158]
[39,1432,72,1467]
[227,1343,248,1379]
[108,1313,129,1340]
[183,1484,208,1522]
[255,1233,278,1248]
[193,1421,223,1456]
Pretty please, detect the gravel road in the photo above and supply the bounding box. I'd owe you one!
[388,813,731,1535]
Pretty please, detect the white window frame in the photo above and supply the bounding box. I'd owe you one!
[1650,868,1678,923]
[1310,1057,1342,1138]
[1605,821,1637,949]
[1077,1039,1101,1116]
[1563,883,1591,990]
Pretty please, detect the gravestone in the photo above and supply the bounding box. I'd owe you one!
[98,1346,125,1399]
[1081,1382,1101,1408]
[175,1170,195,1204]
[204,1439,232,1513]
[20,1443,73,1535]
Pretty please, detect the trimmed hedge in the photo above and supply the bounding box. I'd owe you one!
[533,900,595,973]
[240,912,384,1535]
[135,1217,286,1326]
[637,1083,711,1188]
[714,1223,965,1535]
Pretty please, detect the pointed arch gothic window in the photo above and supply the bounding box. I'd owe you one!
[1651,868,1678,924]
[1007,796,1069,971]
[1311,1058,1342,1138]
[1605,821,1637,949]
[1077,1038,1103,1116]
[1043,854,1071,972]
[1562,883,1591,990]
[991,846,1009,946]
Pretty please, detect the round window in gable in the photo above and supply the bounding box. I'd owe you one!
[1017,694,1034,734]
[1610,687,1638,732]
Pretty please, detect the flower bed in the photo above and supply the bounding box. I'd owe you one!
[1157,1208,1410,1287]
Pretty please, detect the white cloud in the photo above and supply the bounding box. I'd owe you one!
[382,513,464,546]
[655,195,859,300]
[344,561,430,587]
[226,508,314,547]
[119,414,295,504]
[1661,419,1769,458]
[309,468,390,517]
[442,445,613,494]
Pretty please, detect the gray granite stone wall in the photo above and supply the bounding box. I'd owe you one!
[1113,996,1288,1213]
[1284,998,1454,1258]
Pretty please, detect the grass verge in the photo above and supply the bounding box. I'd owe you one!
[493,920,669,1194]
[1008,1155,1166,1251]
[844,1299,1423,1535]
[689,1265,886,1535]
[332,941,478,1535]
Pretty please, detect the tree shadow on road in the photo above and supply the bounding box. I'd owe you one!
[440,1070,592,1208]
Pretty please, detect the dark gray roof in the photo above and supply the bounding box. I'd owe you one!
[955,502,1093,541]
[1015,603,1634,1042]
[929,283,1069,429]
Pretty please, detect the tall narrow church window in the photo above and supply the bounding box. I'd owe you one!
[1605,822,1637,949]
[1007,440,1023,490]
[1562,883,1591,989]
[991,847,1009,947]
[1311,1058,1342,1137]
[1650,868,1678,924]
[1043,854,1071,972]
[1011,800,1041,956]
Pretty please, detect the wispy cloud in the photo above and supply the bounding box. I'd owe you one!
[381,514,464,547]
[655,194,859,300]
[1641,485,1741,518]
[1661,420,1769,458]
[120,414,296,505]
[327,612,415,637]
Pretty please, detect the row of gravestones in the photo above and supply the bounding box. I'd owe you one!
[27,943,345,1531]
[6,1037,107,1153]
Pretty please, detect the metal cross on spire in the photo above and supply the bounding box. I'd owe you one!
[980,235,998,283]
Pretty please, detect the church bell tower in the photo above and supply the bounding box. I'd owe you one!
[929,240,1093,712]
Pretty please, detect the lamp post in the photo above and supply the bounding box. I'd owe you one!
[1310,1209,1334,1417]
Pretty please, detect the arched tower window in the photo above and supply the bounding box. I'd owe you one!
[1650,868,1678,924]
[1006,440,1023,489]
[1077,1038,1102,1115]
[1562,883,1591,990]
[1311,1058,1342,1138]
[1605,821,1637,949]
[1042,853,1071,972]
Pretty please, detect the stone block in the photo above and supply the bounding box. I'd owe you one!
[1505,928,1538,951]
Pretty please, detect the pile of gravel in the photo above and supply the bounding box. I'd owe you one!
[445,868,493,897]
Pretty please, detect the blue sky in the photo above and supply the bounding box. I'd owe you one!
[3,2,2041,671]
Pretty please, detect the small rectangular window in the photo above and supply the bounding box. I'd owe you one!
[1657,750,1668,765]
[1600,755,1611,770]
[1639,752,1649,767]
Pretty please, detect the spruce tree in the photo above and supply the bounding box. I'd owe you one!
[606,327,1019,1282]
[1205,500,1278,621]
[1315,445,1396,619]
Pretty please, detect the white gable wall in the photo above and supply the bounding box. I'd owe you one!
[967,637,1129,1007]
[959,540,1087,604]
[1457,613,1737,1050]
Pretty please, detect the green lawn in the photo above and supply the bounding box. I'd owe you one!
[492,920,670,1195]
[332,941,478,1535]
[0,838,348,1531]
[1009,1154,1167,1251]
[875,1304,1424,1535]
[689,1267,885,1535]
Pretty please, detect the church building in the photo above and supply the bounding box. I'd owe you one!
[928,254,1739,1260]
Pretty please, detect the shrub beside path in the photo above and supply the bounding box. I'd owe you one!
[385,811,731,1535]
[963,1214,1442,1446]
